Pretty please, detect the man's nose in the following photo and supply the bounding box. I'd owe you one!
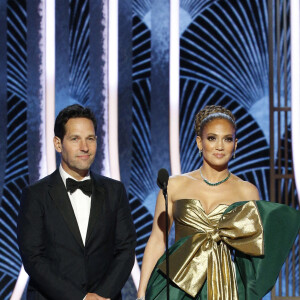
[80,140,89,151]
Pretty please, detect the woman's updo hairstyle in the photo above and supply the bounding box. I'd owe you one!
[194,105,236,137]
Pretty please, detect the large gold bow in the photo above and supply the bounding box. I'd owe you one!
[158,201,264,299]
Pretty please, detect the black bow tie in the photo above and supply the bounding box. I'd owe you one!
[66,178,92,197]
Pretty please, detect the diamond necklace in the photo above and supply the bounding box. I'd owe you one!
[199,167,231,186]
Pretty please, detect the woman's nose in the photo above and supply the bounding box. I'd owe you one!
[216,139,224,150]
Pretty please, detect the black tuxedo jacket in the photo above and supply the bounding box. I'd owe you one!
[17,170,136,300]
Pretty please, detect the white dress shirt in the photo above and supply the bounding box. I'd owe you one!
[59,165,91,245]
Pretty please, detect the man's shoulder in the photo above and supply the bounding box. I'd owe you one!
[91,172,124,188]
[25,170,60,190]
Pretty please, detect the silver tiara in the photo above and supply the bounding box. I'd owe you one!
[200,112,235,127]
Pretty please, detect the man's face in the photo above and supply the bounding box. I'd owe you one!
[53,118,97,180]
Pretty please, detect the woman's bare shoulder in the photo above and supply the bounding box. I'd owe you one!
[170,170,200,182]
[169,172,192,185]
[168,171,198,191]
[231,174,260,200]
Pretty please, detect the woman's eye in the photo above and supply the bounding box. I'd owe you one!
[207,136,215,141]
[225,137,233,142]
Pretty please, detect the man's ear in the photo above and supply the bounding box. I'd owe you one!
[53,136,62,153]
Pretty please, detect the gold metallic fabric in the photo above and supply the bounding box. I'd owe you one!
[158,200,264,298]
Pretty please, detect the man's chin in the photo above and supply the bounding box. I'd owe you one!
[72,164,92,175]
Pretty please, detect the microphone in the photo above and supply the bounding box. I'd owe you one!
[157,168,169,192]
[156,168,170,300]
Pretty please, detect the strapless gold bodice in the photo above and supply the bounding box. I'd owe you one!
[158,200,264,299]
[173,199,229,242]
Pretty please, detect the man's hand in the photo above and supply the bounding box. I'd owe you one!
[85,293,111,300]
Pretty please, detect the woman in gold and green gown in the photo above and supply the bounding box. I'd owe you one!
[137,105,300,300]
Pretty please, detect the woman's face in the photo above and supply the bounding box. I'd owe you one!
[196,118,237,168]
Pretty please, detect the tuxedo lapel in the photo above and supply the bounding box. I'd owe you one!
[48,170,84,249]
[85,172,106,245]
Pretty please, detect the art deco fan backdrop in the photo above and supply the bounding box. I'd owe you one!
[0,0,298,299]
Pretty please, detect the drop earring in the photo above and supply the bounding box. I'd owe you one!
[199,149,202,157]
[233,151,236,159]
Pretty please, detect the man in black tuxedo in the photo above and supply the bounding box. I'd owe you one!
[17,105,136,300]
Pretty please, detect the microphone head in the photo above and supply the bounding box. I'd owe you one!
[157,168,169,189]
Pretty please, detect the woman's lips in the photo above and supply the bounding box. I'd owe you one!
[213,153,225,158]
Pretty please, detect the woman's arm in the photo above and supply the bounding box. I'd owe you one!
[137,189,174,298]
